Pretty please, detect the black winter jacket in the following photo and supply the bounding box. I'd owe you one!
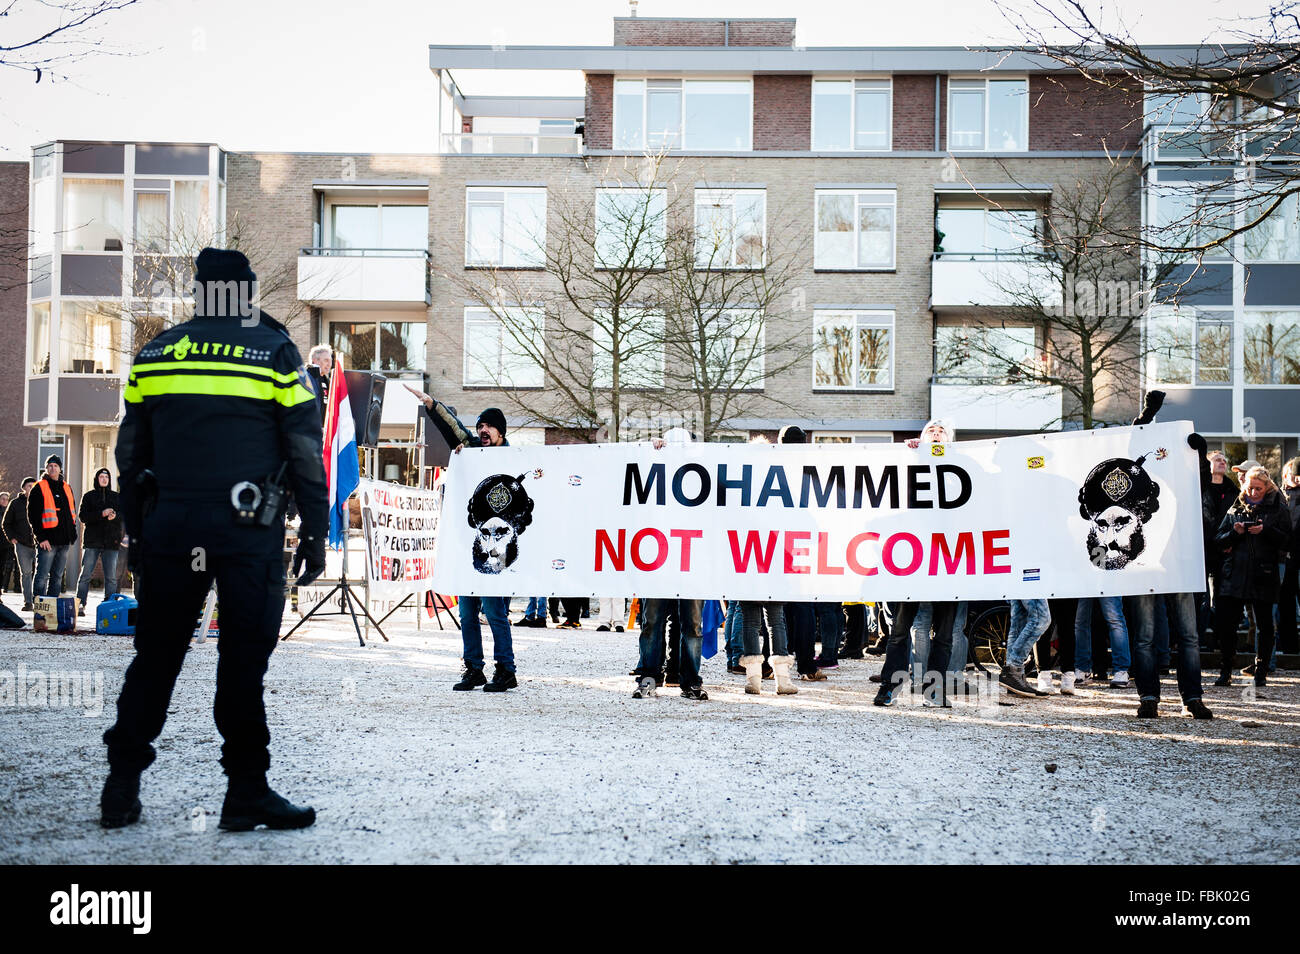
[1213,489,1293,602]
[79,468,123,550]
[3,495,35,549]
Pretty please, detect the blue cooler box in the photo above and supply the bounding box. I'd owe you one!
[97,593,138,635]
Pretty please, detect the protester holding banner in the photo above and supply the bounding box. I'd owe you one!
[1212,465,1292,688]
[873,421,961,708]
[405,384,519,693]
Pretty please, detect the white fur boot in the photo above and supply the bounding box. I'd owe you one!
[771,655,798,695]
[740,655,764,695]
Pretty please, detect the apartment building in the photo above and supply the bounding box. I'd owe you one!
[22,15,1295,492]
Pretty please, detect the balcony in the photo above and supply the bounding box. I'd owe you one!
[440,133,582,155]
[1141,121,1300,165]
[930,383,1062,432]
[930,252,1062,310]
[297,249,430,308]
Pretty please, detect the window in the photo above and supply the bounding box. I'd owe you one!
[1150,185,1233,260]
[812,79,891,151]
[1244,311,1300,384]
[329,203,428,251]
[30,302,50,375]
[813,310,894,389]
[60,302,121,374]
[133,190,169,253]
[1245,191,1300,262]
[701,309,765,389]
[463,307,544,388]
[595,188,667,268]
[329,320,427,372]
[62,178,123,251]
[935,208,1039,256]
[934,325,1037,383]
[814,432,892,444]
[949,78,1028,151]
[593,311,664,389]
[465,188,546,267]
[815,190,895,269]
[613,78,752,150]
[694,189,766,268]
[173,180,210,239]
[32,178,54,257]
[1145,308,1232,385]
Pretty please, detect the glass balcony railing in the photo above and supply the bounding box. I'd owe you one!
[1142,121,1300,164]
[440,133,582,155]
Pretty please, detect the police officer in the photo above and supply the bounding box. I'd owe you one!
[100,248,328,831]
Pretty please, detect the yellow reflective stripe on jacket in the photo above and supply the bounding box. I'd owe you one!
[129,359,303,383]
[124,372,316,406]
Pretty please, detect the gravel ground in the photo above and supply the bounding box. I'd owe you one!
[2,600,1297,865]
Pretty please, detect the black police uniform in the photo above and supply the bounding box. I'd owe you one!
[103,289,328,795]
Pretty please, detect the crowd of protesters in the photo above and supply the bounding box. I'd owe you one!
[1,455,126,617]
[10,383,1292,723]
[415,387,1295,722]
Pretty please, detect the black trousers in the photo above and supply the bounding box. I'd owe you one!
[1278,558,1299,654]
[842,603,867,655]
[103,552,286,777]
[1213,594,1275,680]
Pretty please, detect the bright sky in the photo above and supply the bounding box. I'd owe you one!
[0,0,1277,160]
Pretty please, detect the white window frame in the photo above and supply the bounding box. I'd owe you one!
[813,189,897,270]
[947,76,1029,152]
[693,189,767,269]
[592,309,666,390]
[464,187,547,267]
[813,431,893,444]
[1147,183,1234,262]
[1143,305,1233,387]
[1242,308,1300,387]
[594,187,668,269]
[708,308,766,390]
[811,77,893,152]
[325,199,429,252]
[812,309,895,391]
[612,77,754,151]
[462,306,545,388]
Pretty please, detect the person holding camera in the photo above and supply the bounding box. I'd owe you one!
[1211,463,1293,688]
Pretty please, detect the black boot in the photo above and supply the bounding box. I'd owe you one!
[1186,698,1213,719]
[219,775,315,831]
[482,664,518,693]
[1136,699,1159,718]
[453,666,487,691]
[99,771,142,829]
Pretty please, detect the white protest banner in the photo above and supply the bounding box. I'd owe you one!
[358,477,443,598]
[431,421,1206,602]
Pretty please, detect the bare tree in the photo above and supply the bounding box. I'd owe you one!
[995,0,1300,259]
[449,152,693,442]
[1,0,140,82]
[933,160,1173,428]
[659,186,813,441]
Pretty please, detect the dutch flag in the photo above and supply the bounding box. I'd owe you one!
[323,357,360,548]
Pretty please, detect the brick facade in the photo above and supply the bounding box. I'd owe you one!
[584,74,613,151]
[753,75,810,150]
[893,74,938,151]
[613,17,795,47]
[0,161,38,489]
[1029,74,1142,152]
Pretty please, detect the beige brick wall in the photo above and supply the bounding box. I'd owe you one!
[225,151,1138,437]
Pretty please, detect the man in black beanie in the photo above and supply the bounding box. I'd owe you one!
[100,247,330,830]
[404,385,519,692]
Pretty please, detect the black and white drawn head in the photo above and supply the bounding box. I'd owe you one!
[467,473,534,574]
[1078,455,1162,570]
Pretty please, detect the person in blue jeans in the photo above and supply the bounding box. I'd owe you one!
[1001,599,1051,697]
[455,595,515,691]
[1074,596,1131,686]
[1126,593,1212,719]
[724,599,744,672]
[633,598,705,700]
[740,601,794,695]
[518,595,548,627]
[76,468,123,615]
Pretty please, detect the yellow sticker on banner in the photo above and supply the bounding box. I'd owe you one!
[930,444,945,457]
[1028,456,1045,469]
